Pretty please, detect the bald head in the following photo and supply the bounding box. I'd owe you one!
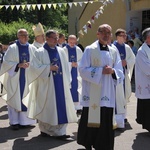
[98,24,112,33]
[68,35,77,47]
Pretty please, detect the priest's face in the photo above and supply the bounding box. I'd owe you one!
[46,33,58,48]
[17,30,29,44]
[146,34,150,45]
[97,27,111,45]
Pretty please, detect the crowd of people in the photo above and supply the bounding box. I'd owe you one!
[0,23,150,150]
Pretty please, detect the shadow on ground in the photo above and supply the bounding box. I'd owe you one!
[12,134,75,150]
[132,132,150,150]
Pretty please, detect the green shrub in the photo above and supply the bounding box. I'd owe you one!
[0,20,67,45]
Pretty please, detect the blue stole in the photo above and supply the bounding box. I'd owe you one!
[16,40,29,111]
[113,41,126,60]
[44,43,68,124]
[66,44,78,102]
[113,41,126,89]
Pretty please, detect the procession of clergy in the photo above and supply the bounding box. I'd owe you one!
[1,22,150,150]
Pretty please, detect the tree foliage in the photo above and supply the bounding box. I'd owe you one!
[0,0,73,34]
[0,0,74,44]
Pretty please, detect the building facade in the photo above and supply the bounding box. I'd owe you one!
[68,0,150,47]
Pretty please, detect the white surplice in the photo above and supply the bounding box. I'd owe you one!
[135,43,150,99]
[79,41,124,127]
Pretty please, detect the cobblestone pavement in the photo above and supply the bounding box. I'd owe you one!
[0,82,150,150]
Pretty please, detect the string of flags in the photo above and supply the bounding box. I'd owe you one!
[78,0,114,39]
[0,0,112,10]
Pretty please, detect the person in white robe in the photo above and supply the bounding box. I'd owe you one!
[135,27,150,132]
[113,28,135,128]
[24,30,77,140]
[63,35,83,116]
[32,22,45,49]
[0,29,37,130]
[77,24,124,150]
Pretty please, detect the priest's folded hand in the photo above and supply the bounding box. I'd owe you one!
[102,65,114,74]
[18,62,29,68]
[50,64,59,71]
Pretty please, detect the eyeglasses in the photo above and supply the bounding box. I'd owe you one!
[99,31,111,35]
[18,34,29,37]
[118,34,127,37]
[49,36,58,40]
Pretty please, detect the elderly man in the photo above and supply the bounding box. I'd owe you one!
[63,35,83,116]
[0,29,37,130]
[77,24,124,150]
[135,27,150,132]
[32,22,45,48]
[24,30,77,140]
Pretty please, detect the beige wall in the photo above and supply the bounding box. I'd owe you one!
[131,0,150,11]
[68,0,150,48]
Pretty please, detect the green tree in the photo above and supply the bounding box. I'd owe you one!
[0,0,72,34]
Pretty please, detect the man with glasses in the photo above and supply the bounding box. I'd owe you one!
[0,29,37,130]
[113,28,135,129]
[24,30,77,140]
[77,24,124,150]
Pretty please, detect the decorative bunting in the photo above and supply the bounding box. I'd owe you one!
[52,4,57,9]
[10,5,15,10]
[16,5,20,10]
[87,21,92,28]
[21,5,26,10]
[78,0,113,41]
[47,4,51,9]
[42,4,46,10]
[79,2,83,7]
[26,4,31,10]
[68,3,73,8]
[0,5,4,9]
[31,4,36,10]
[58,3,62,8]
[73,2,78,7]
[5,5,9,10]
[37,4,41,10]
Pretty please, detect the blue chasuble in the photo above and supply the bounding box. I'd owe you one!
[44,43,68,124]
[16,40,30,111]
[66,44,78,102]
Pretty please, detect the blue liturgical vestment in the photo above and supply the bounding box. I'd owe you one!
[16,40,30,111]
[44,43,68,124]
[66,44,78,102]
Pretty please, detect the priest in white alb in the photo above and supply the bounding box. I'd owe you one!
[0,29,37,130]
[135,27,150,132]
[77,24,124,150]
[23,30,78,140]
[63,35,83,116]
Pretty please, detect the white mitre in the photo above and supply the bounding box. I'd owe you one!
[32,22,44,37]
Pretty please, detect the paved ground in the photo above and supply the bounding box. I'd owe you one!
[0,81,150,150]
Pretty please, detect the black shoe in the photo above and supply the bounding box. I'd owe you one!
[85,146,92,150]
[54,134,71,140]
[10,124,19,130]
[124,118,128,123]
[77,109,82,117]
[40,132,50,137]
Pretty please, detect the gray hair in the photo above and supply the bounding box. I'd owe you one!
[142,27,150,41]
[45,30,57,38]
